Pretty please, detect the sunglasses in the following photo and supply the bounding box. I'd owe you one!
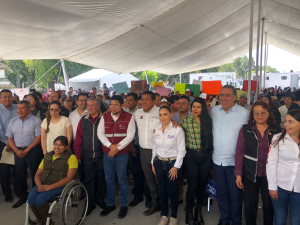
[50,108,60,112]
[25,98,33,101]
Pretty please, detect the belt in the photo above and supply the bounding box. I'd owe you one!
[18,147,28,150]
[141,148,152,152]
[157,155,177,161]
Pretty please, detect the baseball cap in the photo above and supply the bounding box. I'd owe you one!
[200,93,210,101]
[185,89,191,92]
[161,98,169,104]
[240,93,247,99]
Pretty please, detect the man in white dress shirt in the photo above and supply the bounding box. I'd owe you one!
[278,94,292,128]
[134,91,161,216]
[69,93,89,141]
[69,93,88,183]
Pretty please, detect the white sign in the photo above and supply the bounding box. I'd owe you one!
[14,88,29,100]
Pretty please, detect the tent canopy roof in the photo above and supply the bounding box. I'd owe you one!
[1,0,300,75]
[69,69,113,82]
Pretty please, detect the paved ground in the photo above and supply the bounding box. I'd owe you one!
[0,177,286,225]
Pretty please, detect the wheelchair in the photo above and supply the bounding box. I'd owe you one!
[25,180,88,225]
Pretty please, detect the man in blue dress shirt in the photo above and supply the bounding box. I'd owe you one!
[211,85,249,225]
[0,89,18,204]
[6,100,43,208]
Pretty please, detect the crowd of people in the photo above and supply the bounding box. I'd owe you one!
[0,82,299,225]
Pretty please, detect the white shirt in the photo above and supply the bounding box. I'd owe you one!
[278,105,288,129]
[69,109,88,140]
[151,122,186,169]
[97,112,136,151]
[133,106,160,149]
[267,133,300,192]
[41,116,72,152]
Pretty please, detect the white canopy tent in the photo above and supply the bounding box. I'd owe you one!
[0,0,299,75]
[69,69,138,91]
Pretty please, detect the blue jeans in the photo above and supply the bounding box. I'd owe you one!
[27,186,65,206]
[272,186,300,225]
[103,152,129,207]
[153,156,182,218]
[213,163,243,225]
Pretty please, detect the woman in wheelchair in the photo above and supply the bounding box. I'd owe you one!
[27,136,78,225]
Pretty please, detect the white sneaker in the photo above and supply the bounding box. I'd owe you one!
[169,217,177,225]
[157,216,169,225]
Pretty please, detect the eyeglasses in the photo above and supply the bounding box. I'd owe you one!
[50,108,60,112]
[253,111,268,117]
[25,98,33,101]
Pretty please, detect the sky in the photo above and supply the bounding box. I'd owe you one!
[251,45,300,73]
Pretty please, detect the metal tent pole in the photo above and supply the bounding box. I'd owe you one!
[248,0,255,104]
[265,43,269,88]
[259,18,264,93]
[263,32,268,88]
[60,59,69,90]
[180,73,182,83]
[145,70,148,84]
[255,0,261,100]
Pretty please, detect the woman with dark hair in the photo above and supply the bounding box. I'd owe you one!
[41,101,72,154]
[25,93,44,119]
[180,97,212,225]
[261,96,281,126]
[235,101,281,225]
[27,136,78,225]
[90,93,96,98]
[267,109,300,225]
[151,106,186,225]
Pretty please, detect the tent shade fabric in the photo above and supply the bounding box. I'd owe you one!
[1,0,300,75]
[69,69,138,91]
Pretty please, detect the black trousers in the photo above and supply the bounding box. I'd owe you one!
[154,156,182,218]
[243,176,274,225]
[14,145,43,198]
[183,148,212,209]
[129,144,151,200]
[82,156,106,206]
[0,141,18,197]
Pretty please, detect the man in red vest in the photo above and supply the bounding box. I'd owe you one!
[97,95,135,219]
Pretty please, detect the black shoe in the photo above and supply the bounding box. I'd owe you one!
[12,197,27,208]
[185,208,196,225]
[178,199,184,204]
[100,205,116,217]
[5,195,13,203]
[217,223,230,225]
[96,200,107,209]
[145,198,151,208]
[118,206,128,219]
[86,205,96,216]
[195,205,204,225]
[143,204,161,216]
[129,198,143,207]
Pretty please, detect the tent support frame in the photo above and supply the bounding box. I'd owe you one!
[255,0,261,100]
[248,0,255,104]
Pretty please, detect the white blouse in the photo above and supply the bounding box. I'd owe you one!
[151,122,186,169]
[267,133,300,193]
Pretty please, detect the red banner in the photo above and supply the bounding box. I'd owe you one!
[243,80,257,91]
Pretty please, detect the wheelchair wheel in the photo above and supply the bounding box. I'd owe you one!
[25,203,38,225]
[60,183,88,225]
